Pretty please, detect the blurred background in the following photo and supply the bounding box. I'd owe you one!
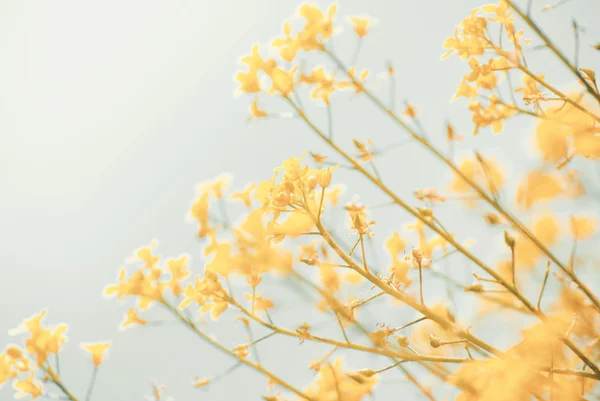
[1,0,600,400]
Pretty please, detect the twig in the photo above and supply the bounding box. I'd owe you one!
[537,262,551,311]
[84,366,98,401]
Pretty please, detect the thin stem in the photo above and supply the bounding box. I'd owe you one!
[218,197,230,229]
[516,63,600,123]
[537,263,551,311]
[505,0,600,104]
[229,295,469,364]
[336,313,351,344]
[351,37,363,66]
[359,234,370,274]
[249,331,277,348]
[245,325,262,366]
[392,316,428,333]
[399,365,436,401]
[286,91,600,374]
[388,61,396,110]
[318,187,326,222]
[45,366,78,401]
[84,366,98,401]
[569,217,578,272]
[327,103,333,139]
[164,303,317,401]
[510,244,516,288]
[573,20,580,69]
[418,261,424,305]
[321,48,600,314]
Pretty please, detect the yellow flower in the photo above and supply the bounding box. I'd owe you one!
[104,264,164,310]
[202,175,231,200]
[248,98,267,120]
[534,95,600,162]
[570,216,596,241]
[325,185,344,206]
[190,191,211,238]
[441,9,488,60]
[515,74,545,99]
[121,308,147,329]
[449,157,504,205]
[515,213,561,269]
[194,377,210,387]
[402,104,418,118]
[349,17,371,37]
[128,241,159,269]
[352,138,375,162]
[235,69,261,94]
[453,78,477,100]
[316,165,339,188]
[235,45,276,94]
[300,67,336,104]
[268,66,298,96]
[304,358,377,400]
[515,170,563,210]
[81,342,111,367]
[244,294,275,312]
[0,346,30,385]
[166,256,190,296]
[11,310,68,367]
[338,67,369,94]
[310,152,328,163]
[297,4,337,47]
[272,22,298,62]
[345,202,375,236]
[13,374,43,400]
[482,1,515,25]
[232,184,256,208]
[178,270,229,320]
[386,232,406,257]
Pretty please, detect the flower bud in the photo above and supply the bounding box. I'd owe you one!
[417,207,433,218]
[357,369,377,378]
[464,283,483,293]
[484,213,500,225]
[395,335,410,348]
[429,334,442,349]
[317,168,332,188]
[504,230,515,248]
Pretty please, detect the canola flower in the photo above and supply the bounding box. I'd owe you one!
[3,1,600,400]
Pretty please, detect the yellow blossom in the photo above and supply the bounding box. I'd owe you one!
[121,308,147,329]
[338,67,369,94]
[13,374,43,400]
[310,152,328,163]
[515,213,561,269]
[11,310,68,367]
[570,216,596,241]
[268,66,298,96]
[349,17,371,37]
[194,377,210,387]
[301,67,336,104]
[232,184,256,208]
[449,157,504,205]
[0,346,30,385]
[245,294,275,312]
[516,170,563,210]
[249,98,268,120]
[352,138,375,162]
[81,342,111,366]
[304,359,377,401]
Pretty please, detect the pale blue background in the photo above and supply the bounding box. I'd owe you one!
[2,1,600,400]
